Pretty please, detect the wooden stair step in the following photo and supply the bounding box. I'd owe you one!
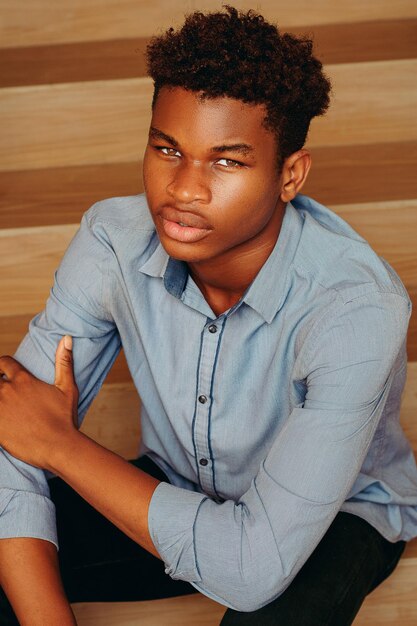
[1,19,416,88]
[1,60,416,172]
[1,142,416,231]
[2,1,416,49]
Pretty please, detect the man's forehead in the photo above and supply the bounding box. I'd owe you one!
[150,87,272,149]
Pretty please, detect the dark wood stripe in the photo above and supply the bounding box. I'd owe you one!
[1,19,416,88]
[407,288,417,363]
[1,142,416,229]
[0,38,149,88]
[304,141,417,206]
[290,18,417,66]
[0,162,143,229]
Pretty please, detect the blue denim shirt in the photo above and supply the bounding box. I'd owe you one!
[1,193,416,611]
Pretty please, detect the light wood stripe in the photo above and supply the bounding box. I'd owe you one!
[80,382,140,459]
[0,78,153,172]
[1,200,416,305]
[0,224,78,316]
[2,0,417,48]
[331,199,417,277]
[1,143,416,230]
[309,59,417,148]
[0,201,416,359]
[83,363,417,459]
[2,19,416,88]
[73,593,226,626]
[1,59,416,172]
[0,0,191,48]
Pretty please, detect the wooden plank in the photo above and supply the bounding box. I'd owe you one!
[2,0,417,48]
[0,78,153,172]
[0,224,78,316]
[330,199,417,361]
[1,143,416,230]
[81,382,140,459]
[292,19,417,66]
[85,363,417,460]
[304,142,417,207]
[331,199,417,282]
[72,593,225,626]
[0,38,149,88]
[0,163,143,229]
[0,203,416,360]
[2,19,416,88]
[1,201,416,313]
[0,0,193,48]
[309,59,417,148]
[1,59,416,171]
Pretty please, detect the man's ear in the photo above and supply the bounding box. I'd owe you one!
[279,150,311,203]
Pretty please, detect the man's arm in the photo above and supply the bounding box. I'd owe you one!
[0,538,76,626]
[0,207,121,619]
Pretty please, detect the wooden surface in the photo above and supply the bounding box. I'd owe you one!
[1,2,417,624]
[2,59,416,171]
[2,0,417,47]
[2,19,417,88]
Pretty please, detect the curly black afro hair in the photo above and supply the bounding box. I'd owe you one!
[146,5,331,170]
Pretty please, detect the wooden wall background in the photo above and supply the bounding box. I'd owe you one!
[1,2,417,623]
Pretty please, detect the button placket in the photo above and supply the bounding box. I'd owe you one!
[192,318,224,495]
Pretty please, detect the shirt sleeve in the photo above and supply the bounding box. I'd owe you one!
[0,206,121,547]
[148,291,411,611]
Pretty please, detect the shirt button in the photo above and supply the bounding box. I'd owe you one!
[198,395,208,404]
[208,324,217,333]
[199,458,208,466]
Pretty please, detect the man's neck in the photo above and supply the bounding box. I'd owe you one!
[188,209,285,317]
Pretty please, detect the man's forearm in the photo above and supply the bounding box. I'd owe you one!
[0,537,76,626]
[48,430,161,558]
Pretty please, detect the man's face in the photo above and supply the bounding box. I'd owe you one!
[143,86,285,265]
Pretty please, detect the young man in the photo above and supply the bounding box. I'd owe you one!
[0,6,416,625]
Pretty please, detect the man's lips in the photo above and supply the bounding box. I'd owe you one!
[158,207,213,244]
[160,207,212,230]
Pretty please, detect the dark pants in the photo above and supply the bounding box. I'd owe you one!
[0,456,406,625]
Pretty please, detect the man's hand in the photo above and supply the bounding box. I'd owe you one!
[0,336,79,470]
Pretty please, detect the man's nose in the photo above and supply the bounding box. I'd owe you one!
[166,162,211,204]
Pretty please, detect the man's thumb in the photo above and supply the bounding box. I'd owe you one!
[54,335,75,391]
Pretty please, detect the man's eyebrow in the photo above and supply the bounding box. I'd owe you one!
[149,129,254,157]
[210,143,254,156]
[149,127,179,147]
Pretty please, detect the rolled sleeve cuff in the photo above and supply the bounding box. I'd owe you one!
[0,489,58,548]
[148,481,207,582]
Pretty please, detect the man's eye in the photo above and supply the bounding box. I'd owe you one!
[217,158,243,168]
[159,147,181,157]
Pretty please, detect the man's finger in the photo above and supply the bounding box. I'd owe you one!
[54,335,76,392]
[0,355,24,381]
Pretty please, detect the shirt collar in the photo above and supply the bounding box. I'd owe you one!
[138,239,188,299]
[138,201,303,322]
[242,201,303,323]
